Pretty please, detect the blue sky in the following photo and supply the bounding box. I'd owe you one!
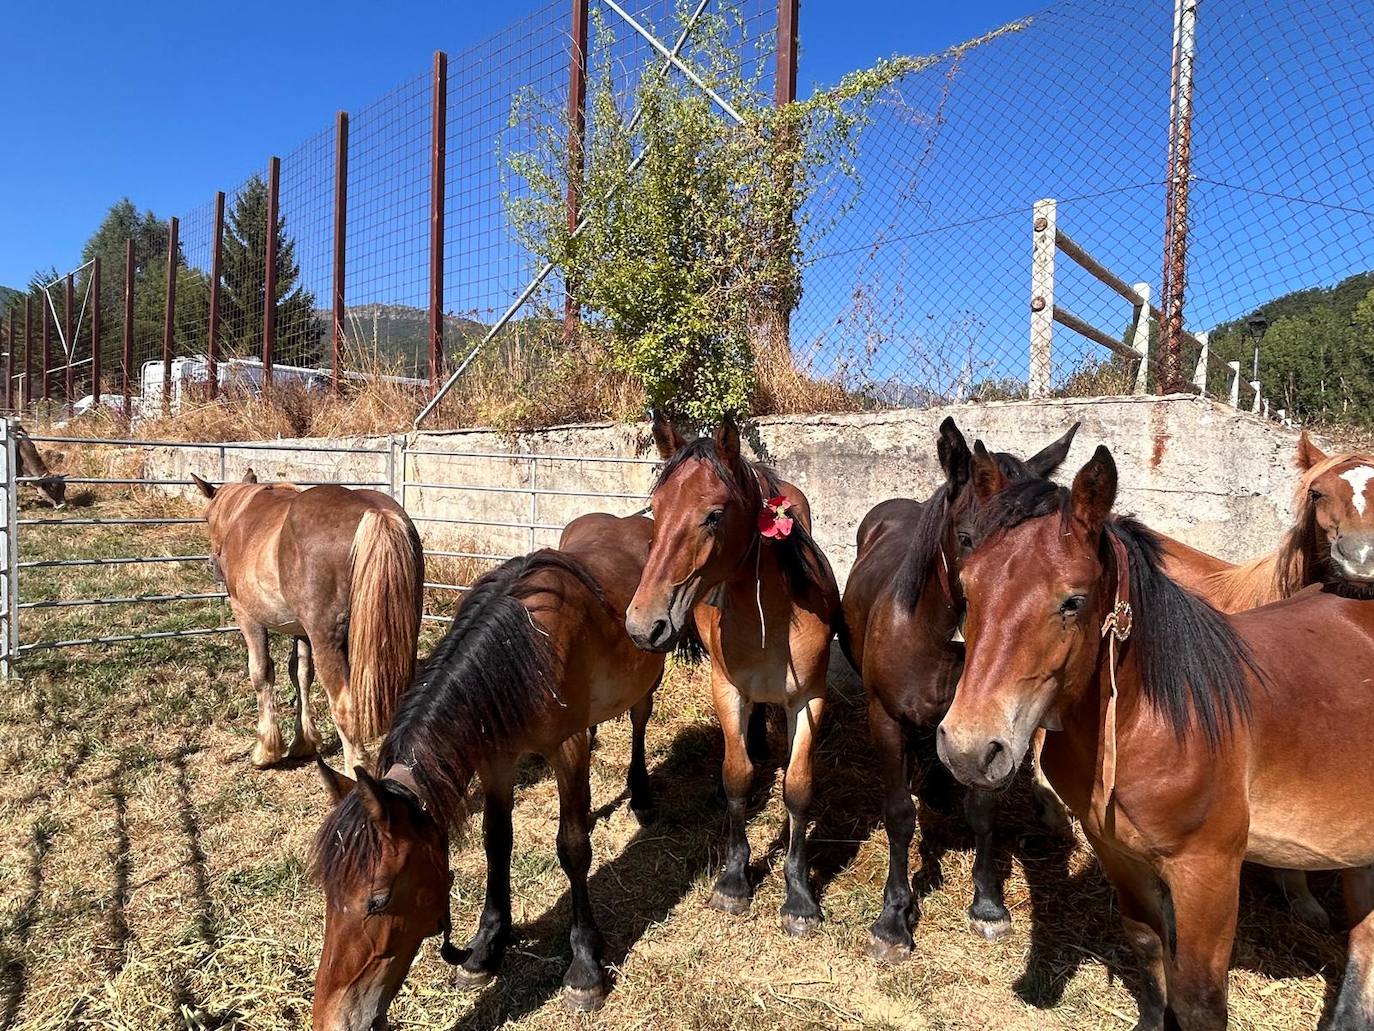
[0,0,1031,289]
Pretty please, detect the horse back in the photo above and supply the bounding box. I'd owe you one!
[558,512,654,616]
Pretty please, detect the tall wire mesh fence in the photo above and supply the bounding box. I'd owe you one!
[5,0,1372,429]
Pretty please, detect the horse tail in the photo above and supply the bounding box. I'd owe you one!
[347,506,424,741]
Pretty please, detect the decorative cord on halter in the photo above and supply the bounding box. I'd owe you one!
[1091,532,1134,835]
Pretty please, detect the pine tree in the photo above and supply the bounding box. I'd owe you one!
[220,175,322,368]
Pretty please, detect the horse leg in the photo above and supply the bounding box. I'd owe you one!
[552,732,606,1012]
[627,688,656,824]
[455,763,515,988]
[1088,832,1168,1031]
[310,641,365,773]
[779,692,825,937]
[865,697,916,962]
[1161,854,1242,1031]
[965,787,1011,940]
[1030,728,1072,837]
[1273,867,1330,931]
[707,675,754,915]
[287,636,321,759]
[243,622,284,768]
[1328,865,1374,1030]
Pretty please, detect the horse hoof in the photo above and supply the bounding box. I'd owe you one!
[562,986,606,1013]
[250,748,284,769]
[453,966,496,990]
[708,890,750,916]
[630,805,656,826]
[968,913,1012,941]
[780,912,820,938]
[287,738,321,759]
[865,934,912,964]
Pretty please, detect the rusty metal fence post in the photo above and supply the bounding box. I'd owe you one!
[40,301,50,406]
[22,298,32,410]
[64,273,74,405]
[123,239,135,422]
[208,191,225,400]
[332,111,349,391]
[91,257,101,406]
[162,216,179,415]
[4,308,13,412]
[263,156,281,394]
[563,0,589,341]
[428,51,448,391]
[1160,0,1198,394]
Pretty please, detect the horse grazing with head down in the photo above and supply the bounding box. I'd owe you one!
[14,424,66,508]
[841,416,1078,960]
[625,412,839,936]
[939,442,1374,1031]
[310,513,666,1027]
[192,471,423,772]
[1156,429,1374,929]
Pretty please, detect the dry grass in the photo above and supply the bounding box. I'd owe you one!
[0,488,1345,1031]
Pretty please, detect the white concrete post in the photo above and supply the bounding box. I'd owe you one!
[1130,282,1151,393]
[1192,331,1209,393]
[1263,399,1270,419]
[1250,381,1262,414]
[1029,198,1056,398]
[0,420,15,677]
[1227,361,1241,408]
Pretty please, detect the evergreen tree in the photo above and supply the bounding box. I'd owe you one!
[220,175,322,368]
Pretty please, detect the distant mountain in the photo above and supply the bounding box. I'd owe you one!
[330,304,488,375]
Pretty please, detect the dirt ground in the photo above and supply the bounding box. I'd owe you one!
[0,485,1348,1031]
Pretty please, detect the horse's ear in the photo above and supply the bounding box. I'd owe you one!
[1295,430,1327,472]
[650,410,685,460]
[714,412,741,466]
[1070,445,1117,532]
[241,468,258,483]
[316,757,355,805]
[937,417,971,494]
[353,766,393,828]
[971,440,1009,502]
[190,473,217,499]
[1026,421,1079,477]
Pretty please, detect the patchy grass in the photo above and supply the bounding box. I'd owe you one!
[0,488,1343,1031]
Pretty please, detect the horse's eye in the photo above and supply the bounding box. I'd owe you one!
[1059,595,1087,616]
[704,509,723,530]
[366,891,391,915]
[1308,488,1323,505]
[957,531,973,550]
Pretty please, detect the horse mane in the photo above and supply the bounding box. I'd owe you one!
[654,436,831,599]
[311,549,604,899]
[972,479,1257,750]
[892,451,1042,612]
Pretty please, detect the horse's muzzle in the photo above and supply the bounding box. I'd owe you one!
[936,721,1016,790]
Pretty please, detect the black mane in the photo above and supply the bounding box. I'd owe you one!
[655,436,831,599]
[969,478,1256,749]
[311,550,603,898]
[893,451,1041,612]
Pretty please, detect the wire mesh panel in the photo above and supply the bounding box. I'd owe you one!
[276,127,335,373]
[342,73,432,379]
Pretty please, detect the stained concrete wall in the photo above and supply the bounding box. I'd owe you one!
[144,394,1315,586]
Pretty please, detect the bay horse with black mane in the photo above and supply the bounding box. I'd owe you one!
[938,442,1374,1030]
[840,416,1077,960]
[625,412,839,936]
[1157,429,1374,930]
[192,471,423,772]
[310,513,665,1028]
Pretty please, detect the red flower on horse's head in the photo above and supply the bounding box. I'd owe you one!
[759,494,794,540]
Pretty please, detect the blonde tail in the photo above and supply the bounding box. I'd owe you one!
[347,508,424,741]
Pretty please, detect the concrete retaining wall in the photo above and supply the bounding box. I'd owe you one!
[145,394,1315,585]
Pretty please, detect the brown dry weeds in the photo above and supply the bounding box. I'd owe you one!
[0,489,1342,1031]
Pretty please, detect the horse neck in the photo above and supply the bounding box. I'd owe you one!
[1206,550,1284,610]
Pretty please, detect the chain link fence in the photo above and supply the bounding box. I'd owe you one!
[4,0,1370,428]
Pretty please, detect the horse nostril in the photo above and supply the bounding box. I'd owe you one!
[649,619,670,646]
[982,739,1006,775]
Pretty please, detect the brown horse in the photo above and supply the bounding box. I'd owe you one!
[625,413,839,936]
[841,417,1078,959]
[192,471,423,772]
[1158,430,1374,929]
[938,443,1374,1030]
[14,424,66,508]
[310,514,665,1027]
